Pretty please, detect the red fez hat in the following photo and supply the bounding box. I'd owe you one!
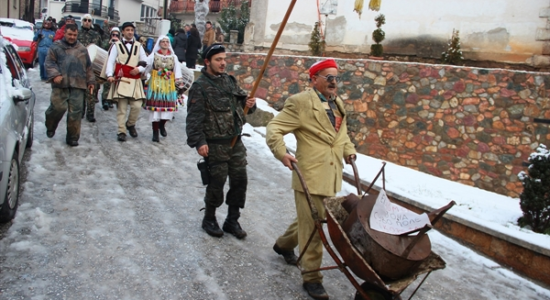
[309,59,338,79]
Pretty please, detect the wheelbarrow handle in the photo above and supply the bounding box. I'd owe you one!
[290,160,320,222]
[350,157,362,196]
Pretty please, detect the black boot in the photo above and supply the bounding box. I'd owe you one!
[152,129,159,142]
[159,121,167,137]
[222,206,247,239]
[202,205,224,237]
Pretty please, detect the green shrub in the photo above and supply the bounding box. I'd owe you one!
[518,144,550,235]
[441,29,464,65]
[218,0,249,44]
[308,22,325,56]
[370,14,385,57]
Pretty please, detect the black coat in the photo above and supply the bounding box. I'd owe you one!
[173,33,187,62]
[186,34,201,63]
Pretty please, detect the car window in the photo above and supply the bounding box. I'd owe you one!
[0,21,15,27]
[3,45,24,84]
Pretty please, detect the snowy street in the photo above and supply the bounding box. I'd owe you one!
[1,68,549,300]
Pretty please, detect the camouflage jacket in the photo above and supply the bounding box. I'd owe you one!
[186,67,256,149]
[45,38,95,90]
[77,26,101,47]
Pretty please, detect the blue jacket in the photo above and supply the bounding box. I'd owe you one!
[33,29,56,49]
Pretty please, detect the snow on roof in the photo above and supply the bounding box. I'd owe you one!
[0,26,34,41]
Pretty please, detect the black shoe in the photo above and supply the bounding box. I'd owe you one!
[273,243,298,265]
[109,103,114,108]
[126,123,138,138]
[117,133,126,142]
[152,130,159,142]
[303,282,329,300]
[202,217,224,237]
[159,124,167,137]
[46,131,55,138]
[86,116,96,122]
[222,220,247,239]
[102,104,109,110]
[66,140,79,147]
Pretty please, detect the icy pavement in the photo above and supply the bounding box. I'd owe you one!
[0,69,549,300]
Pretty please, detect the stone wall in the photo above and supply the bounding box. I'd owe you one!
[225,53,550,197]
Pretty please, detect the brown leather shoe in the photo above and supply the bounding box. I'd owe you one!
[273,243,298,265]
[126,123,138,138]
[303,282,329,300]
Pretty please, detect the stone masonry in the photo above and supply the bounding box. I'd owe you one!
[225,54,550,197]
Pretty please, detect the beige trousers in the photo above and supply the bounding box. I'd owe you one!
[276,191,327,283]
[116,97,142,134]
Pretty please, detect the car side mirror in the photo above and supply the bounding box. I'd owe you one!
[13,88,33,102]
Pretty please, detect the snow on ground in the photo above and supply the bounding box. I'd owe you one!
[0,68,549,299]
[255,99,550,251]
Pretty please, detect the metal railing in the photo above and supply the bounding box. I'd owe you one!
[169,0,251,14]
[62,1,119,23]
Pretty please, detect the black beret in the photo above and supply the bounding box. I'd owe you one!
[121,22,135,30]
[204,43,225,61]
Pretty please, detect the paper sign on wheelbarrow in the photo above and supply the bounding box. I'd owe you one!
[370,189,431,235]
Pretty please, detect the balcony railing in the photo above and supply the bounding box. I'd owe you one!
[62,0,119,22]
[169,0,251,14]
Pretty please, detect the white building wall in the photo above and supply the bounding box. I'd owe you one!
[252,0,549,63]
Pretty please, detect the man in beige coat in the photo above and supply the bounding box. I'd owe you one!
[266,59,356,300]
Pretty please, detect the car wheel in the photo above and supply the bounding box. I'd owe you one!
[26,113,34,148]
[0,154,20,223]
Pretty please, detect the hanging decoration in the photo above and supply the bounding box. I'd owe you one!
[354,0,382,18]
[369,0,382,11]
[353,0,364,18]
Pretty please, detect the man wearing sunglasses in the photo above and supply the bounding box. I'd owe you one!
[266,59,356,300]
[186,43,257,239]
[77,14,102,123]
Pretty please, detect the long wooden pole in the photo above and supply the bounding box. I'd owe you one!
[231,0,298,147]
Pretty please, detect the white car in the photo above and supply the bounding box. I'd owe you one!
[0,36,35,222]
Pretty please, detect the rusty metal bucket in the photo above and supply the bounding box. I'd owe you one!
[341,193,455,280]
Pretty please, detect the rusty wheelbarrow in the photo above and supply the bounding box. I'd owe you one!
[292,160,455,300]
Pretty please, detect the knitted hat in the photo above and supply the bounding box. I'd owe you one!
[309,59,338,79]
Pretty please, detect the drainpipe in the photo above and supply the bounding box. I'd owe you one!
[7,0,10,18]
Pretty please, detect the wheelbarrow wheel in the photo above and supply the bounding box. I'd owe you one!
[354,281,395,300]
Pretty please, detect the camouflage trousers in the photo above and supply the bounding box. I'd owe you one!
[204,139,248,208]
[101,82,112,107]
[82,83,99,119]
[45,87,85,142]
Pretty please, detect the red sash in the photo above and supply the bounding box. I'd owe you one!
[114,63,141,79]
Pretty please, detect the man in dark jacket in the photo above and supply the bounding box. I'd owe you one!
[186,43,256,239]
[45,24,95,147]
[173,28,187,63]
[185,25,201,69]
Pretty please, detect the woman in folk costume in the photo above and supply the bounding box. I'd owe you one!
[144,35,184,142]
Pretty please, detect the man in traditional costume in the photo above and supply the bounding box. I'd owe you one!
[105,22,148,142]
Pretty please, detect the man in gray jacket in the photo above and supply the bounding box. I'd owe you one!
[45,24,95,146]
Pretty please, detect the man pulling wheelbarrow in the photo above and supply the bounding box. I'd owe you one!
[266,59,357,300]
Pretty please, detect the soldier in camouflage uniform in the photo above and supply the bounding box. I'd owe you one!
[186,43,257,239]
[78,14,102,122]
[45,24,95,147]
